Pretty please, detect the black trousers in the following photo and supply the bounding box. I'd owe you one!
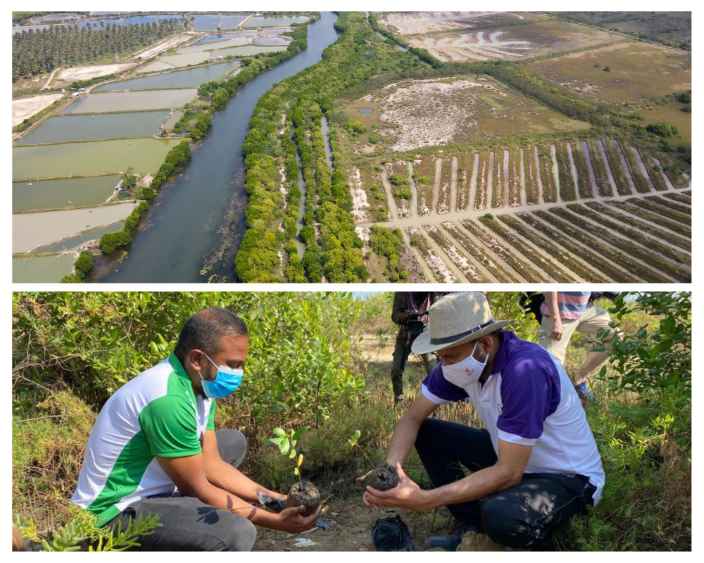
[390,321,431,401]
[109,429,256,551]
[415,418,596,549]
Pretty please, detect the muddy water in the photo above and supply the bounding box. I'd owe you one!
[13,175,120,213]
[13,253,76,282]
[93,62,239,92]
[103,12,340,282]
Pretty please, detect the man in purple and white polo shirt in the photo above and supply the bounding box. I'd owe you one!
[363,292,605,549]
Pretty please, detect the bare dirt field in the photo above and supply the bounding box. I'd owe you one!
[382,15,622,62]
[343,76,589,153]
[12,93,64,127]
[54,63,136,84]
[380,12,544,36]
[13,202,137,253]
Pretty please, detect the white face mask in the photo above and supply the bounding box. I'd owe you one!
[441,342,488,392]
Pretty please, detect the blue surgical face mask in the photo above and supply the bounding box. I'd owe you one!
[200,352,244,399]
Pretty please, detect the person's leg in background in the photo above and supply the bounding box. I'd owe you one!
[571,306,621,386]
[538,314,580,366]
[390,325,411,403]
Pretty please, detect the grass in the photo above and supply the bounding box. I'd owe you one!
[13,138,182,181]
[526,41,691,104]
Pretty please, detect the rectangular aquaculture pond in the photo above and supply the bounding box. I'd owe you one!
[13,175,122,213]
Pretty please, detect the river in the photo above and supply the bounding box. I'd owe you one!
[102,12,339,282]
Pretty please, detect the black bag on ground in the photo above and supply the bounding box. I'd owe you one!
[371,515,415,551]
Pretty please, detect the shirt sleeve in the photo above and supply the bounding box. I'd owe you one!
[496,354,557,446]
[139,396,202,458]
[420,364,468,404]
[206,400,217,431]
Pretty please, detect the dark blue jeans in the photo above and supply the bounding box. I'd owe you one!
[415,418,596,549]
[110,429,256,551]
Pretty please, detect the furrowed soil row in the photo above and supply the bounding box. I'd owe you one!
[486,152,495,210]
[610,200,691,239]
[413,157,434,216]
[576,141,596,199]
[455,157,467,211]
[407,227,457,283]
[478,216,579,282]
[507,148,521,208]
[432,157,443,214]
[425,225,484,281]
[516,212,641,282]
[474,152,489,210]
[421,226,469,282]
[649,194,691,216]
[443,222,523,282]
[538,145,560,203]
[568,142,590,200]
[491,150,503,209]
[605,138,636,195]
[400,228,435,282]
[388,161,411,217]
[541,208,677,282]
[565,203,691,268]
[638,152,669,192]
[584,201,691,253]
[525,146,540,205]
[624,144,654,194]
[591,139,616,197]
[449,156,458,213]
[556,142,577,202]
[627,196,690,226]
[665,192,691,206]
[497,214,610,282]
[461,219,546,282]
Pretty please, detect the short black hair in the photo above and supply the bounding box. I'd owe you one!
[174,307,248,363]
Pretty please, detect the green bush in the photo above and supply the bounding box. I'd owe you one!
[74,252,94,280]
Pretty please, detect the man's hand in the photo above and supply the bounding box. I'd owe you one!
[363,463,430,511]
[275,505,321,534]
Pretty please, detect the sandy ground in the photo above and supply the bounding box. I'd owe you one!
[55,63,136,83]
[13,202,137,253]
[134,33,195,60]
[381,12,501,35]
[12,93,63,127]
[377,78,498,151]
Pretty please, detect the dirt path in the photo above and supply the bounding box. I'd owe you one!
[42,67,60,90]
[449,156,458,214]
[652,157,675,191]
[519,148,527,206]
[468,153,479,209]
[431,158,442,213]
[407,162,418,218]
[358,184,682,230]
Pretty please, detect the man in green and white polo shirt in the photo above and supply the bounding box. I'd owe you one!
[71,307,319,550]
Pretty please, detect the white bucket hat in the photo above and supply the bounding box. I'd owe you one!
[411,292,510,355]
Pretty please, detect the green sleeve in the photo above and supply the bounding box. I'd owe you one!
[207,400,217,431]
[139,396,201,458]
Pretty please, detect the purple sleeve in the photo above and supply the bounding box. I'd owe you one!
[421,364,468,404]
[497,353,560,445]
